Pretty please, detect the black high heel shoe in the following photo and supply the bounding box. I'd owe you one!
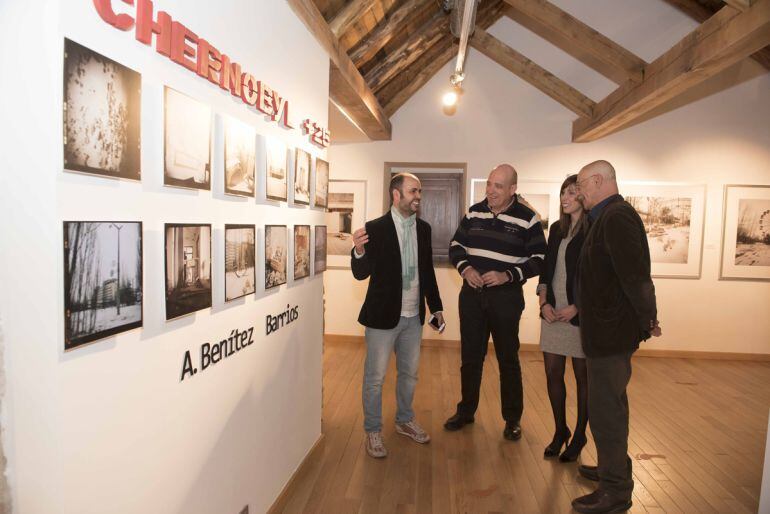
[559,433,587,462]
[544,428,571,458]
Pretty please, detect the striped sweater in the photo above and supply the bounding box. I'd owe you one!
[449,197,546,283]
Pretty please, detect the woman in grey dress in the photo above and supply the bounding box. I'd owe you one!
[538,175,589,462]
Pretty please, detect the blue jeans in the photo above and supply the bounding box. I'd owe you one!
[363,316,422,433]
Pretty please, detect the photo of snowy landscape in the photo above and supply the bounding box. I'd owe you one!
[165,224,212,320]
[63,39,141,180]
[64,221,142,349]
[735,198,770,267]
[225,225,255,301]
[627,196,692,264]
[224,116,256,197]
[265,225,288,289]
[294,225,310,280]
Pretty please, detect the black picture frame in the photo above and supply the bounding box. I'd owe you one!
[294,225,311,280]
[163,87,212,191]
[63,221,143,350]
[293,148,311,205]
[224,224,256,301]
[164,223,212,320]
[265,225,288,289]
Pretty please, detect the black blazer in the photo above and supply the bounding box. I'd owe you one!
[538,221,586,327]
[577,196,657,357]
[351,213,443,329]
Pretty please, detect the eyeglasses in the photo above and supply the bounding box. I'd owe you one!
[575,174,599,191]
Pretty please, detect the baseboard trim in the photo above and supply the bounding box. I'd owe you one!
[324,334,770,361]
[267,434,325,514]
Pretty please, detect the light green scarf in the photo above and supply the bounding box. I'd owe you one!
[392,208,417,290]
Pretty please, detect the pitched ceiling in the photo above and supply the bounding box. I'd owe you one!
[288,0,770,143]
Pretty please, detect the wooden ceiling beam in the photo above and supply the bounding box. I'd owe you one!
[363,11,450,93]
[504,0,647,85]
[661,0,770,70]
[348,0,434,67]
[329,0,380,38]
[379,0,507,116]
[573,0,770,142]
[471,27,595,117]
[287,0,392,140]
[723,0,756,11]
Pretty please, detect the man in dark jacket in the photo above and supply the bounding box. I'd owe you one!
[571,160,662,514]
[351,173,444,459]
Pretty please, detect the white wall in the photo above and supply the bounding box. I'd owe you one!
[325,0,770,355]
[0,1,327,513]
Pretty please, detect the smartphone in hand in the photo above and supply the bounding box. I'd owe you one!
[428,314,446,333]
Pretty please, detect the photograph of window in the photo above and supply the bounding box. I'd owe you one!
[164,87,212,190]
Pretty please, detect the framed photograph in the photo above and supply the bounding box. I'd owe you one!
[720,185,770,281]
[623,182,706,279]
[265,225,288,289]
[63,221,143,349]
[224,225,256,301]
[294,225,311,280]
[265,136,288,201]
[63,39,141,180]
[314,225,327,274]
[470,178,559,237]
[326,180,367,268]
[164,87,212,190]
[165,224,212,320]
[294,148,311,205]
[314,157,329,208]
[223,116,256,197]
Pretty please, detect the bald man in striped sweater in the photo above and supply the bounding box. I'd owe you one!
[444,164,546,441]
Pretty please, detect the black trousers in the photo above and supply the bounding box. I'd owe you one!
[457,283,524,423]
[587,351,634,498]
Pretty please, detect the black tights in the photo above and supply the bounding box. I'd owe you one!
[543,352,588,439]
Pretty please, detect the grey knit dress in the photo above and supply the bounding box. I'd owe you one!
[539,235,585,358]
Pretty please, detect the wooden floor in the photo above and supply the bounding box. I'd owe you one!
[273,339,770,513]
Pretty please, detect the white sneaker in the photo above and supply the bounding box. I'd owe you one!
[396,420,431,444]
[365,431,387,458]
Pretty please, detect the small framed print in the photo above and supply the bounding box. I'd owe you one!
[265,225,288,289]
[294,225,311,280]
[225,225,256,301]
[720,184,770,281]
[294,148,311,205]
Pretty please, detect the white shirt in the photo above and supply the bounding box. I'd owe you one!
[390,208,420,317]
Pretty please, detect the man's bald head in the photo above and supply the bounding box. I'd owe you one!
[576,160,619,209]
[485,164,518,213]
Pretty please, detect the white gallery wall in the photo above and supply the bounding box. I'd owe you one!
[0,0,327,513]
[326,0,770,355]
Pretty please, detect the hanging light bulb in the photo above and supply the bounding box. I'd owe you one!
[442,90,458,107]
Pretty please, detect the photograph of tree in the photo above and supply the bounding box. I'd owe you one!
[225,225,256,301]
[63,39,141,180]
[294,148,311,205]
[63,221,142,349]
[627,196,692,264]
[294,225,310,280]
[265,225,287,289]
[224,116,256,197]
[164,87,212,190]
[165,224,212,320]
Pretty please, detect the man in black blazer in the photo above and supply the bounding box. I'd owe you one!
[351,173,444,459]
[571,160,662,514]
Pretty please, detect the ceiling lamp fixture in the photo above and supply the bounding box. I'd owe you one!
[442,0,478,112]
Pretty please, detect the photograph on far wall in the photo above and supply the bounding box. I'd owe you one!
[265,225,288,289]
[164,87,212,190]
[326,179,367,268]
[63,38,141,180]
[622,182,706,278]
[165,224,212,320]
[225,225,256,301]
[294,148,311,205]
[63,221,143,350]
[265,136,288,201]
[470,179,558,237]
[314,225,327,274]
[314,157,329,208]
[294,225,311,280]
[223,116,256,197]
[721,185,770,281]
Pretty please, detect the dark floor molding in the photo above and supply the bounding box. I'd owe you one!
[324,334,770,362]
[268,434,325,514]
